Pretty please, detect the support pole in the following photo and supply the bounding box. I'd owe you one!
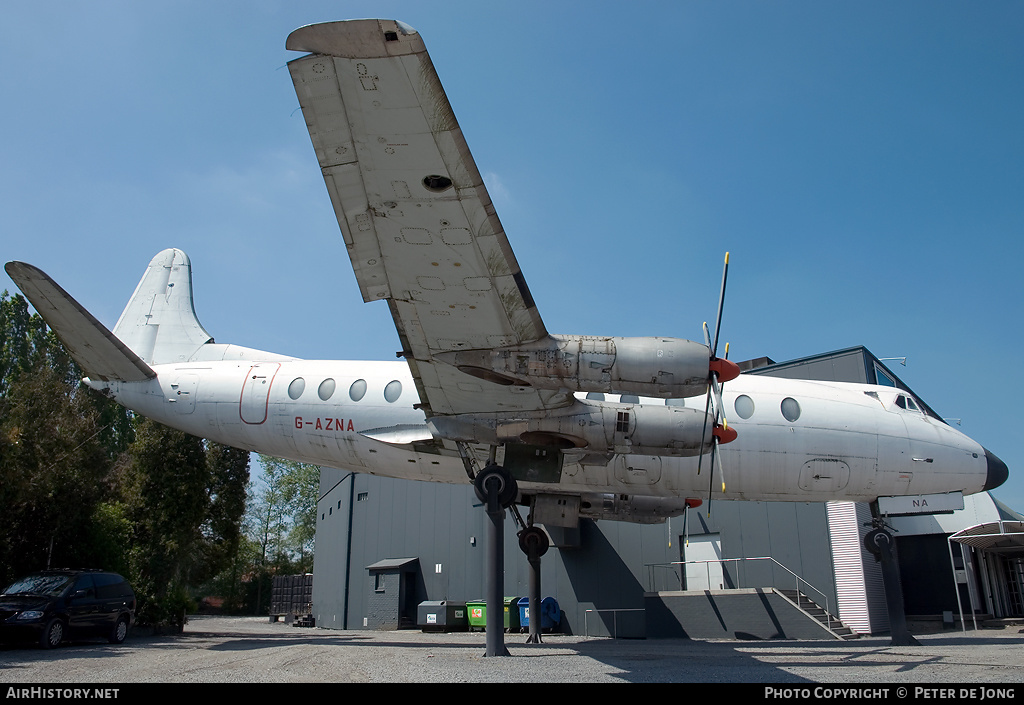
[867,503,919,647]
[483,473,510,657]
[518,525,548,644]
[526,552,541,644]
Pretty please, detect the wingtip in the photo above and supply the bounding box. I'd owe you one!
[286,19,423,57]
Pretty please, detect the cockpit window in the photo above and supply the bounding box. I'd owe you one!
[895,394,922,413]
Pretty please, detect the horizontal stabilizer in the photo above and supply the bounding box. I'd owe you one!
[4,261,156,382]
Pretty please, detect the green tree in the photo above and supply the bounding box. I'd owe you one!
[242,455,319,613]
[252,455,319,571]
[121,419,210,627]
[0,365,111,584]
[1,290,252,622]
[0,291,132,586]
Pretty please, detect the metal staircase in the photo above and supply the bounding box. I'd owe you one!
[776,588,857,640]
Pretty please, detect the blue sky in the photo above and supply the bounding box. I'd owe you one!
[3,1,1022,510]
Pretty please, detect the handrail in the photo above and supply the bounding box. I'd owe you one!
[645,556,838,632]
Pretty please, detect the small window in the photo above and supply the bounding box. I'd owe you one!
[620,394,639,404]
[288,377,305,400]
[781,397,801,422]
[896,394,921,412]
[318,378,336,401]
[874,365,896,387]
[349,379,367,402]
[666,398,687,407]
[384,380,402,403]
[734,394,755,419]
[586,392,605,401]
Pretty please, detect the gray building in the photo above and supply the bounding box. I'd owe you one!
[311,347,1020,637]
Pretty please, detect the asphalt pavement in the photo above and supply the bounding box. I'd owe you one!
[1,615,1022,685]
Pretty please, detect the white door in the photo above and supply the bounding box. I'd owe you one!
[683,533,724,590]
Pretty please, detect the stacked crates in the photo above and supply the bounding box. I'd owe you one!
[270,574,314,626]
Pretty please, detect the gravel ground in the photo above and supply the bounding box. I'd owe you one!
[1,615,1023,684]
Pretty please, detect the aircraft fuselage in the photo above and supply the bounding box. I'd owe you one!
[88,355,996,505]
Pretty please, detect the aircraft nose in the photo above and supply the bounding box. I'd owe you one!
[983,448,1009,491]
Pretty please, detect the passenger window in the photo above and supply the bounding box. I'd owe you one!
[734,394,754,419]
[781,397,801,422]
[349,379,367,402]
[74,575,95,596]
[586,392,605,401]
[318,378,336,401]
[620,394,639,404]
[288,377,305,400]
[384,380,402,403]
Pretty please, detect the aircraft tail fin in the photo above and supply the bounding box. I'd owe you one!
[111,248,214,365]
[4,261,156,382]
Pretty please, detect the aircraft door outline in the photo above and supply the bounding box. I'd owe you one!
[240,363,281,425]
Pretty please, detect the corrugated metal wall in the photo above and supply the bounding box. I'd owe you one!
[826,501,887,633]
[314,470,843,635]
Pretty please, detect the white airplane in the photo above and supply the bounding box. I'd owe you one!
[4,19,1007,532]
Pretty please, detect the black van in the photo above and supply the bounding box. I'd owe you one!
[0,570,136,648]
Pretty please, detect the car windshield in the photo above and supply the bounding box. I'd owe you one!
[1,574,75,597]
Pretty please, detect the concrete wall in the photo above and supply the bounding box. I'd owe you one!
[645,589,839,640]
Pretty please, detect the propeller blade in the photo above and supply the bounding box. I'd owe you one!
[711,252,729,358]
[711,375,727,430]
[706,436,718,517]
[696,390,713,476]
[715,437,727,493]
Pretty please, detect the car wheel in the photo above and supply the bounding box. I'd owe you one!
[109,615,129,644]
[40,617,64,649]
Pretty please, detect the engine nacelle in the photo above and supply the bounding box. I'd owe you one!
[579,493,699,524]
[427,398,714,457]
[437,334,714,399]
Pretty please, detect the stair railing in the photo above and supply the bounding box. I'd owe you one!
[646,556,838,632]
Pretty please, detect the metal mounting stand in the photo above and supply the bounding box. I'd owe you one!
[518,525,549,644]
[866,503,919,647]
[474,460,517,657]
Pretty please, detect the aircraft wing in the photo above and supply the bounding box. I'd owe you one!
[287,20,561,416]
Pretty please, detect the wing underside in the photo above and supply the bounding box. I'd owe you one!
[287,19,559,416]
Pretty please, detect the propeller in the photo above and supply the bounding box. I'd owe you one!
[696,253,739,517]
